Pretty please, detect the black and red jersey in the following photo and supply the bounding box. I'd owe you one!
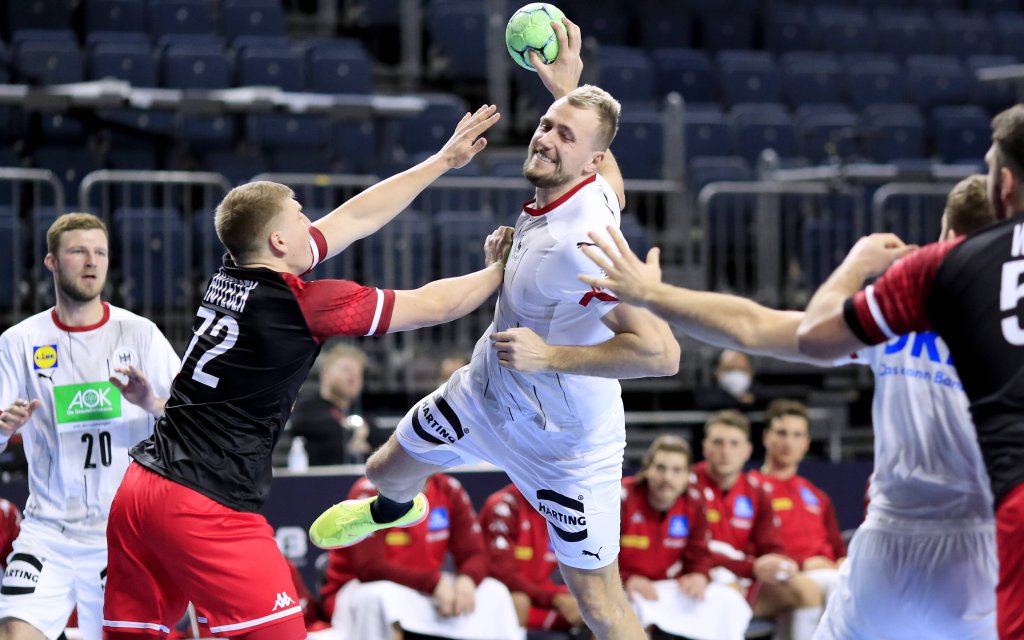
[844,217,1024,506]
[131,262,395,512]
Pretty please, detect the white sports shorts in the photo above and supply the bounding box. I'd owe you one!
[395,365,625,570]
[0,518,107,640]
[814,514,997,640]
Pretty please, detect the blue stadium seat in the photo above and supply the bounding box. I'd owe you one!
[202,150,267,186]
[0,41,10,85]
[795,105,860,164]
[89,41,158,86]
[86,0,145,33]
[619,213,650,258]
[764,9,810,56]
[596,47,655,105]
[905,55,969,108]
[31,146,102,200]
[7,1,72,33]
[936,11,994,57]
[933,105,992,164]
[161,42,231,88]
[178,114,236,149]
[114,207,187,310]
[862,105,926,162]
[11,29,76,45]
[995,12,1024,58]
[345,0,401,27]
[636,3,691,50]
[730,103,798,163]
[966,0,1021,9]
[86,31,150,47]
[717,50,783,106]
[561,0,629,45]
[236,45,304,91]
[967,54,1018,110]
[842,54,902,108]
[435,211,496,278]
[427,4,488,80]
[305,39,373,94]
[615,109,663,179]
[0,207,20,310]
[801,219,854,291]
[387,94,465,157]
[876,9,935,59]
[147,0,216,37]
[332,120,377,174]
[100,108,173,170]
[813,8,875,54]
[651,48,717,103]
[40,112,85,142]
[362,211,432,289]
[687,155,752,195]
[698,11,755,52]
[246,113,327,150]
[222,0,287,40]
[13,35,84,85]
[684,106,733,161]
[781,52,842,106]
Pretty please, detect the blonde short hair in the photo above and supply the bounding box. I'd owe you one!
[944,174,995,235]
[564,84,621,151]
[704,409,751,439]
[321,343,368,369]
[214,181,294,261]
[47,212,108,253]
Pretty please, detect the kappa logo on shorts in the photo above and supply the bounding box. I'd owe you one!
[411,395,466,445]
[1,553,43,596]
[272,592,296,611]
[536,489,588,542]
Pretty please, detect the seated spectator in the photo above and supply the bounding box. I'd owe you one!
[754,399,846,640]
[0,497,20,571]
[287,343,378,465]
[690,410,823,636]
[325,474,522,640]
[480,482,584,634]
[695,350,769,412]
[620,434,751,640]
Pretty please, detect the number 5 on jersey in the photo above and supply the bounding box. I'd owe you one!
[181,307,239,388]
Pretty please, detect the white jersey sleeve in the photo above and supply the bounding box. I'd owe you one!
[0,333,29,408]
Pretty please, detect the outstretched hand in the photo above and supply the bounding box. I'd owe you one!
[0,398,41,439]
[530,17,583,100]
[578,225,663,307]
[438,104,501,170]
[110,365,158,415]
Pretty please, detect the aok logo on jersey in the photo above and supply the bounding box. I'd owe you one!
[53,382,122,425]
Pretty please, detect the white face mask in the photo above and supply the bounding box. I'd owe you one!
[719,370,752,397]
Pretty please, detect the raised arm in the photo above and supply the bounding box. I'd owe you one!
[386,226,514,332]
[313,104,501,258]
[532,17,625,210]
[579,226,829,365]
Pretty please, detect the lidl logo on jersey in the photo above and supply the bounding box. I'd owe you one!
[53,382,121,424]
[799,486,820,508]
[428,507,450,531]
[32,345,58,370]
[668,515,689,538]
[733,495,754,519]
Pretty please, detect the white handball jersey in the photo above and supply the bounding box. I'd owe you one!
[0,303,178,542]
[470,173,624,448]
[852,332,993,521]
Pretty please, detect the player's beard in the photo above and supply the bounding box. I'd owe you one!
[56,265,104,303]
[523,154,572,189]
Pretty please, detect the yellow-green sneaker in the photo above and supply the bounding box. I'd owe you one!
[308,493,430,549]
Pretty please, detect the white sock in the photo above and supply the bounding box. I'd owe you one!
[792,606,824,640]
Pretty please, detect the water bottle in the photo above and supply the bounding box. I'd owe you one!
[288,436,309,472]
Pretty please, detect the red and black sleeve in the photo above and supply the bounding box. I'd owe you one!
[282,272,395,342]
[843,240,961,345]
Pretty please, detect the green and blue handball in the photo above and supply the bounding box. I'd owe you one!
[505,3,566,72]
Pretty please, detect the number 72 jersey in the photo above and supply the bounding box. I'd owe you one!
[131,265,395,513]
[0,304,178,542]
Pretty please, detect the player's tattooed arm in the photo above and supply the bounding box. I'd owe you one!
[313,104,501,258]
